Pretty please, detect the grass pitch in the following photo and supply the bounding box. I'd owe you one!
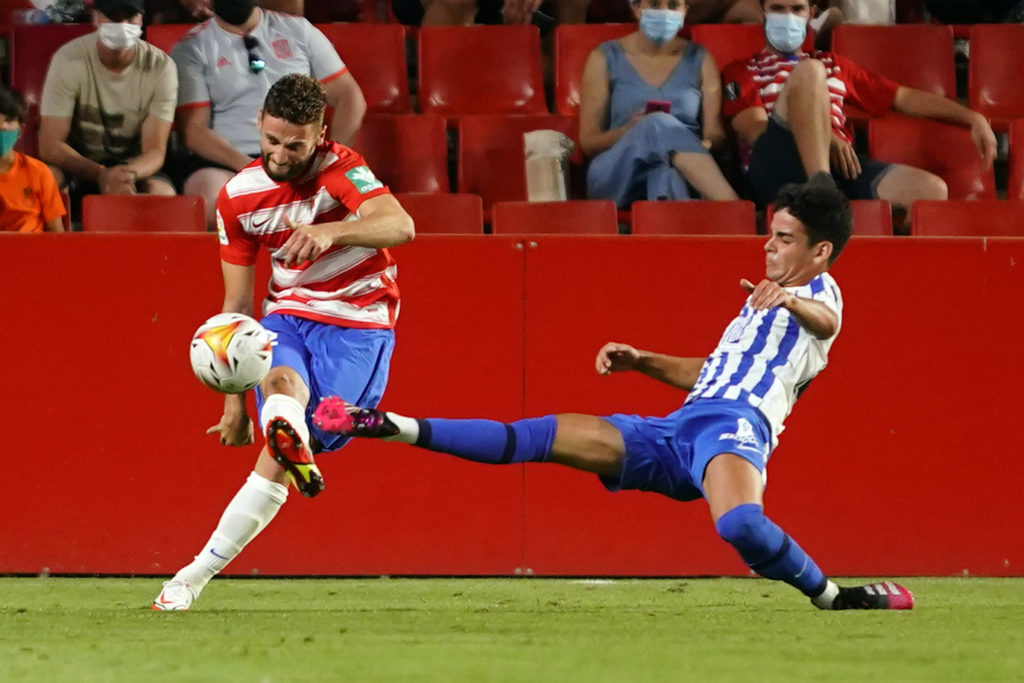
[2,577,1022,682]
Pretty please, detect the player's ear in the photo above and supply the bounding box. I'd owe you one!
[815,240,833,263]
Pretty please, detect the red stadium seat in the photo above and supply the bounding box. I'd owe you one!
[353,114,450,193]
[81,195,206,232]
[491,200,618,234]
[910,200,1024,237]
[968,24,1024,133]
[868,117,996,200]
[631,200,756,235]
[690,23,811,72]
[145,23,195,54]
[9,23,93,156]
[457,115,580,216]
[831,25,956,99]
[315,23,412,115]
[418,26,547,118]
[1009,119,1024,201]
[393,193,483,234]
[766,199,892,236]
[553,23,634,117]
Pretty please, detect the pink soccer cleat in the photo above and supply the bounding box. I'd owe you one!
[832,581,914,610]
[314,396,399,438]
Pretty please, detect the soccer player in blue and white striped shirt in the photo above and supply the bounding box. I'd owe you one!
[317,173,913,611]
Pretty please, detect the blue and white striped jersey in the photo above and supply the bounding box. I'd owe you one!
[685,272,843,442]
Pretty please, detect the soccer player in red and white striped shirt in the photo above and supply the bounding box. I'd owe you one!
[154,74,413,611]
[720,0,996,214]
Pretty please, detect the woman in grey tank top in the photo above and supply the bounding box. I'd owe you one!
[579,0,738,208]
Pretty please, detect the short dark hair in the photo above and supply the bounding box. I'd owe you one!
[773,172,852,264]
[0,85,27,124]
[262,74,327,126]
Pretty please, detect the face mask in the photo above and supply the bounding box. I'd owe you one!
[640,9,685,44]
[98,22,142,51]
[0,129,18,157]
[764,12,807,54]
[214,0,256,26]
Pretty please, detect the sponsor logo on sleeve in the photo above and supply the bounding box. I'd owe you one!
[216,210,228,245]
[345,166,384,194]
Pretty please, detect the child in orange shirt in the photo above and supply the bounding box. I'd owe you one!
[0,85,66,232]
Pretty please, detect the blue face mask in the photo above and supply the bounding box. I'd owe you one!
[764,12,807,54]
[0,129,18,157]
[640,9,685,44]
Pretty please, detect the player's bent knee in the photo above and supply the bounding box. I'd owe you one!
[261,367,310,405]
[921,172,948,201]
[788,59,827,86]
[715,503,769,552]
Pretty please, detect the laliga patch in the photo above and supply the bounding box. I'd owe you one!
[724,81,739,101]
[345,166,384,194]
[216,210,229,245]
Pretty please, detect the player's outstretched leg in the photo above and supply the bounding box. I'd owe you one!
[263,393,324,498]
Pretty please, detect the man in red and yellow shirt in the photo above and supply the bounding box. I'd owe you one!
[0,86,65,233]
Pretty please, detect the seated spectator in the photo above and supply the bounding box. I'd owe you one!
[721,0,996,210]
[579,0,739,209]
[0,86,66,233]
[39,0,178,207]
[147,0,302,24]
[172,0,366,228]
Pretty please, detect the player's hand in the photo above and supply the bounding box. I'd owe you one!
[595,342,641,375]
[99,165,137,195]
[740,278,796,310]
[828,135,860,180]
[178,0,213,19]
[279,215,332,267]
[969,113,997,170]
[207,412,254,446]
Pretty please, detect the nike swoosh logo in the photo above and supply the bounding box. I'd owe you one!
[251,216,275,230]
[209,548,230,560]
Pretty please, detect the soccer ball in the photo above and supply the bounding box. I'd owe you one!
[189,313,275,393]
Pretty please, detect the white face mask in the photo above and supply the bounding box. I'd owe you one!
[98,22,142,51]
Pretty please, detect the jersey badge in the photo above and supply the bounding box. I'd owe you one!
[345,166,384,194]
[272,39,292,59]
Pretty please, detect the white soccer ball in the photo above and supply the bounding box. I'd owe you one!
[189,313,275,393]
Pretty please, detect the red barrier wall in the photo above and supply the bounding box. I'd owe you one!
[1,233,1021,577]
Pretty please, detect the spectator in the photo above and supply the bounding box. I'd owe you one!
[720,0,996,210]
[39,0,177,208]
[146,0,302,24]
[172,0,366,229]
[0,86,66,233]
[580,0,739,209]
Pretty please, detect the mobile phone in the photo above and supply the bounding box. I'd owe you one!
[645,100,672,114]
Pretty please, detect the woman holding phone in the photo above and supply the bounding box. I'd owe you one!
[580,0,738,208]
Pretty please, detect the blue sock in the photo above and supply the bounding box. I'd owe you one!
[414,416,557,464]
[715,503,827,597]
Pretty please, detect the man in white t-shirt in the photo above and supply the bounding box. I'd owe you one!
[171,0,366,228]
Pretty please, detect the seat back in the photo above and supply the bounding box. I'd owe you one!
[553,23,634,117]
[690,23,812,70]
[491,200,618,234]
[393,193,483,234]
[418,26,547,117]
[911,200,1024,237]
[847,199,893,236]
[315,22,412,114]
[457,114,579,215]
[968,24,1024,128]
[352,114,450,193]
[1009,119,1024,201]
[145,23,196,55]
[81,195,206,232]
[831,25,956,98]
[631,200,756,235]
[868,117,996,200]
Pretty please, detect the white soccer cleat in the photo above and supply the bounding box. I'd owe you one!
[152,579,197,611]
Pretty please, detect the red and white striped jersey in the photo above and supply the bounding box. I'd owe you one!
[721,49,899,160]
[217,141,399,329]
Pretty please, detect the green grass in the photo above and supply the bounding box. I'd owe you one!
[2,577,1022,682]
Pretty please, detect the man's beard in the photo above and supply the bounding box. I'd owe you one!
[262,154,310,182]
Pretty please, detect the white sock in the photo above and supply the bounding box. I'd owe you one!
[385,412,419,443]
[811,580,840,609]
[261,393,310,446]
[173,472,288,593]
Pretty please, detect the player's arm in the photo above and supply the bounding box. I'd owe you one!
[729,106,768,148]
[123,114,173,180]
[278,194,414,267]
[177,105,253,172]
[891,86,996,169]
[595,342,706,391]
[740,278,838,339]
[323,71,366,147]
[44,216,66,232]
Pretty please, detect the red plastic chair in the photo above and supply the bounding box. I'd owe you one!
[418,26,547,118]
[831,25,956,98]
[9,23,93,156]
[553,23,634,117]
[491,200,618,234]
[632,200,756,235]
[457,115,580,217]
[81,195,206,232]
[968,24,1024,133]
[868,117,996,200]
[393,193,483,234]
[910,200,1024,237]
[352,114,450,193]
[1009,119,1024,201]
[315,23,412,115]
[690,23,812,71]
[145,23,196,55]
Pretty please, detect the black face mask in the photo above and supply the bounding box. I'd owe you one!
[214,0,255,25]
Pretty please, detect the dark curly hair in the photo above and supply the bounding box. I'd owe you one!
[263,74,327,126]
[773,172,852,264]
[0,84,27,124]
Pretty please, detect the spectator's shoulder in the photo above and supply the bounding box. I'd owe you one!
[136,39,176,73]
[51,32,94,63]
[170,20,214,57]
[262,9,314,33]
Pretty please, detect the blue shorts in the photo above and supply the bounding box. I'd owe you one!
[600,399,773,502]
[255,314,395,454]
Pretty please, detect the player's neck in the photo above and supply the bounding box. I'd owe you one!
[0,151,15,174]
[97,41,135,72]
